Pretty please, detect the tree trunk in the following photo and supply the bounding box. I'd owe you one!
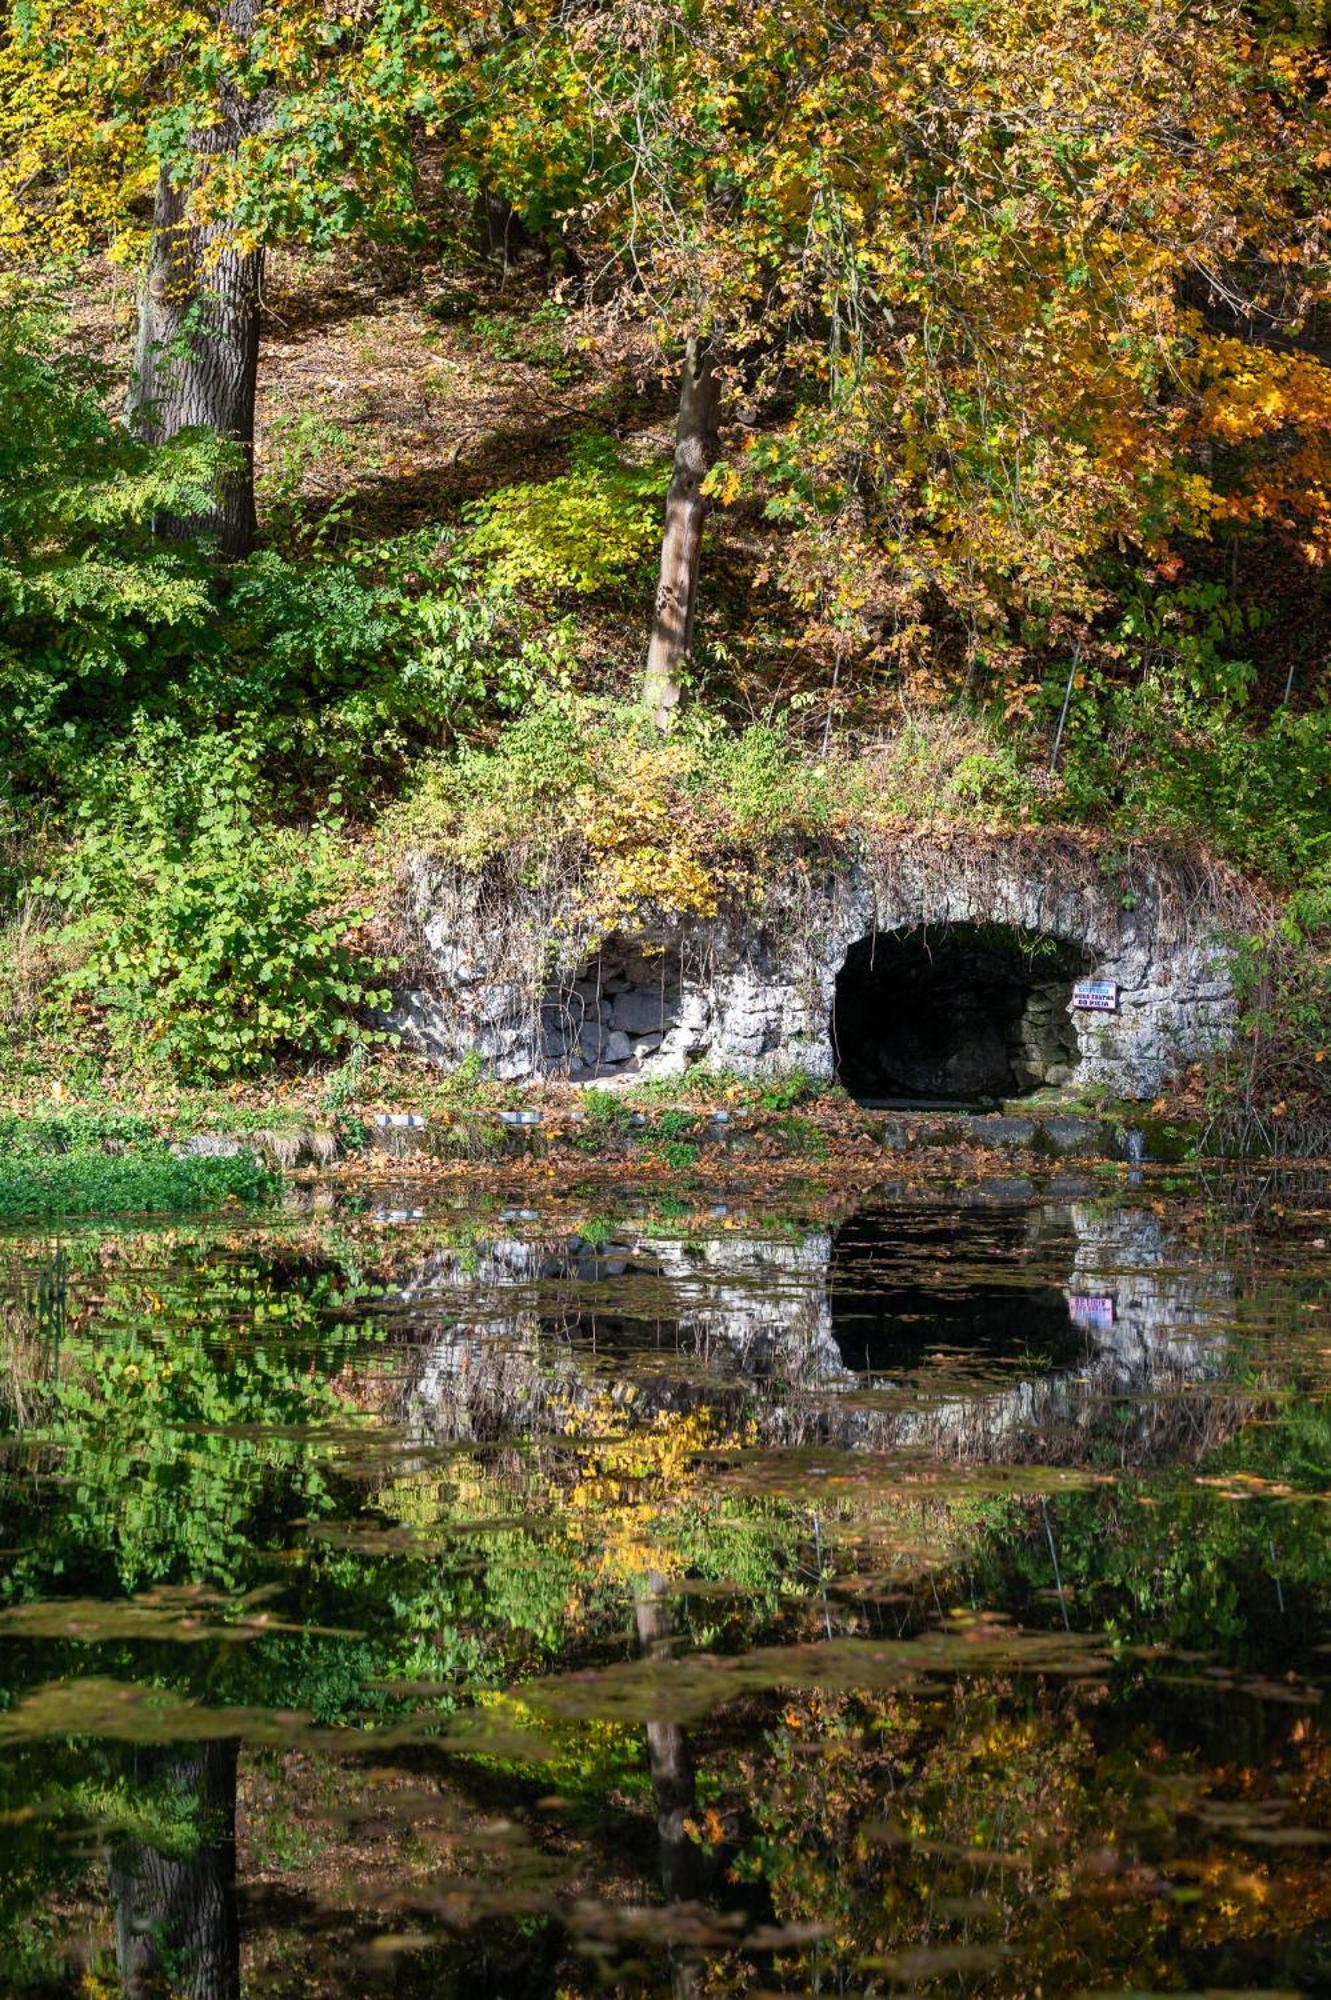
[128,0,265,559]
[110,1739,241,2000]
[642,338,722,731]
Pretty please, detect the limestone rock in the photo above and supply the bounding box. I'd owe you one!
[610,989,673,1034]
[391,842,1241,1101]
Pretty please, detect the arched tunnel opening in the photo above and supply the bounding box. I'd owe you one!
[833,923,1092,1106]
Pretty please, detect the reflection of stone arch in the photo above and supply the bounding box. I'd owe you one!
[404,1198,1230,1467]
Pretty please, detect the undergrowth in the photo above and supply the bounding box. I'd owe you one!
[0,1148,280,1220]
[2,290,1329,1120]
[1200,865,1331,1155]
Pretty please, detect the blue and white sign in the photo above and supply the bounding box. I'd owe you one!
[1072,979,1119,1013]
[1067,1293,1116,1331]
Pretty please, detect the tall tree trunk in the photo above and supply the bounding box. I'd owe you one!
[129,0,264,559]
[110,1739,241,2000]
[642,338,722,731]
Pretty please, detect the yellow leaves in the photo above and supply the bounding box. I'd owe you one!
[705,463,743,507]
[1196,340,1331,447]
[551,1395,744,1590]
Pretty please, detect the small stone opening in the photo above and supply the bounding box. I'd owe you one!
[541,939,684,1078]
[833,923,1091,1105]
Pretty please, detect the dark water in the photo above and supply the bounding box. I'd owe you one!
[2,1167,1329,1996]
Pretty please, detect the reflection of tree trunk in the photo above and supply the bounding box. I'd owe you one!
[642,338,722,732]
[635,1572,699,1904]
[127,0,264,558]
[110,1739,240,2000]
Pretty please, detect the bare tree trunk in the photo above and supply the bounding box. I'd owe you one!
[642,338,722,731]
[128,0,264,559]
[110,1739,241,2000]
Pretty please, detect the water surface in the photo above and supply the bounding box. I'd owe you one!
[2,1167,1329,1995]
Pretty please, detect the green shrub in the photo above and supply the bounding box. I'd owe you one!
[836,717,1041,825]
[40,730,395,1080]
[1056,698,1331,886]
[1203,864,1331,1144]
[774,1112,829,1159]
[256,408,360,545]
[0,1110,159,1157]
[470,298,584,385]
[651,1109,700,1141]
[393,696,833,933]
[0,288,228,794]
[215,537,536,799]
[0,300,537,810]
[580,1086,632,1137]
[464,434,662,595]
[753,1070,821,1112]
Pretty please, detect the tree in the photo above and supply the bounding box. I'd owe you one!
[642,337,722,729]
[129,0,265,557]
[0,0,470,556]
[461,0,1331,699]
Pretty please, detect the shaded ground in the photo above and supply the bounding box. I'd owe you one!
[72,245,842,715]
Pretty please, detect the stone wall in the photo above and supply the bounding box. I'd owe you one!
[392,837,1242,1100]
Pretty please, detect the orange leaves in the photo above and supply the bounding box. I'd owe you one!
[503,2,1327,665]
[1196,340,1331,449]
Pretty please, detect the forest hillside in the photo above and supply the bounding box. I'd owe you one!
[1,0,1328,1137]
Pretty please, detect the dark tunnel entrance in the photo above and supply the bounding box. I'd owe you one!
[832,923,1092,1105]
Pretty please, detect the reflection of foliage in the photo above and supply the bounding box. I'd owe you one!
[977,1418,1331,1656]
[2,1210,1330,1993]
[556,1395,761,1592]
[714,1680,1331,1996]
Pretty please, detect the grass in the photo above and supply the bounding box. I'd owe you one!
[0,1148,281,1221]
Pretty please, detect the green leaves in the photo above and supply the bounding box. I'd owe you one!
[45,729,397,1080]
[463,433,663,597]
[0,1149,279,1221]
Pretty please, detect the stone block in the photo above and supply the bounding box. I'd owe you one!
[177,1133,245,1159]
[602,1030,633,1064]
[611,989,674,1034]
[397,838,1241,1102]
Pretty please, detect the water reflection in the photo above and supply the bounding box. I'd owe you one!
[0,1174,1327,1995]
[404,1193,1232,1466]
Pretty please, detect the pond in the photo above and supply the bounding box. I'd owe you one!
[1,1165,1329,1996]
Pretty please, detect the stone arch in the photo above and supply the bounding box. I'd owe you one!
[694,846,1238,1100]
[391,837,1241,1101]
[539,933,689,1078]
